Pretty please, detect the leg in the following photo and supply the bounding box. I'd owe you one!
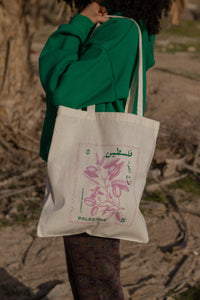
[63,233,124,300]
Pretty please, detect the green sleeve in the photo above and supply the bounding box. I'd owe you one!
[42,44,117,109]
[39,14,95,101]
[39,15,137,109]
[39,14,115,109]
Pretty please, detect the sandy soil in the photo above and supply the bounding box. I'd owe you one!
[1,197,200,299]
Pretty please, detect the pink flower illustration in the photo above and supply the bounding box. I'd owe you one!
[84,166,98,178]
[84,197,96,207]
[83,152,130,222]
[116,212,122,222]
[111,180,129,198]
[103,158,124,181]
[91,206,99,216]
[96,153,106,166]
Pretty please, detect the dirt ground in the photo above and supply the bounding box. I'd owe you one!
[1,197,200,300]
[0,9,200,300]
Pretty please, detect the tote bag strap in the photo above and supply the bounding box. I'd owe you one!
[87,15,143,116]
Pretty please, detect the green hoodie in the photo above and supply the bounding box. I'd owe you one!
[39,10,155,162]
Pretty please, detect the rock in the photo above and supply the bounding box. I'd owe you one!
[156,40,170,47]
[141,201,166,212]
[45,283,73,300]
[122,287,130,299]
[9,207,18,215]
[168,44,174,49]
[148,168,161,180]
[187,46,196,52]
[154,149,170,165]
[5,214,10,220]
[163,158,182,178]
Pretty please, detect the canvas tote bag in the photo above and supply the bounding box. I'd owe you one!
[37,15,160,242]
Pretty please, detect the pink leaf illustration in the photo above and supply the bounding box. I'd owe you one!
[111,179,129,190]
[91,206,99,216]
[116,212,121,222]
[96,153,100,166]
[112,185,121,197]
[111,180,129,197]
[105,211,115,220]
[103,158,121,169]
[90,186,104,198]
[107,161,124,181]
[83,153,127,220]
[83,173,99,185]
[100,155,106,166]
[95,153,106,166]
[84,166,98,178]
[84,197,96,207]
[101,206,115,216]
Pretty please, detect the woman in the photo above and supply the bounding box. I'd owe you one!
[39,0,171,299]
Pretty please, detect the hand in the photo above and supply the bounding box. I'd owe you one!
[79,2,110,25]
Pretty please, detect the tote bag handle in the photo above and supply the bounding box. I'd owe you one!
[87,15,143,116]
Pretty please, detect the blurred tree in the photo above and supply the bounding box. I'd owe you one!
[39,0,72,24]
[170,0,185,25]
[0,0,71,130]
[0,0,34,128]
[27,0,71,29]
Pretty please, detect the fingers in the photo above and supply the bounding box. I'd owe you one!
[97,5,110,22]
[97,15,110,23]
[91,2,108,16]
[99,5,107,15]
[80,2,110,24]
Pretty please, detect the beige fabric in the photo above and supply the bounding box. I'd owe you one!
[37,16,160,242]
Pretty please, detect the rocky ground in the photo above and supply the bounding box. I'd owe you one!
[1,193,200,300]
[0,7,200,300]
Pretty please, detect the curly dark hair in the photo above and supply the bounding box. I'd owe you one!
[59,0,172,36]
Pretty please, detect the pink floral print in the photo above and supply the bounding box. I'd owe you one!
[83,153,130,222]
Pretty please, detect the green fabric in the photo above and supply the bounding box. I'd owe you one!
[39,12,155,161]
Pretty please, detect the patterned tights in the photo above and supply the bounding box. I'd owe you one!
[63,233,124,300]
